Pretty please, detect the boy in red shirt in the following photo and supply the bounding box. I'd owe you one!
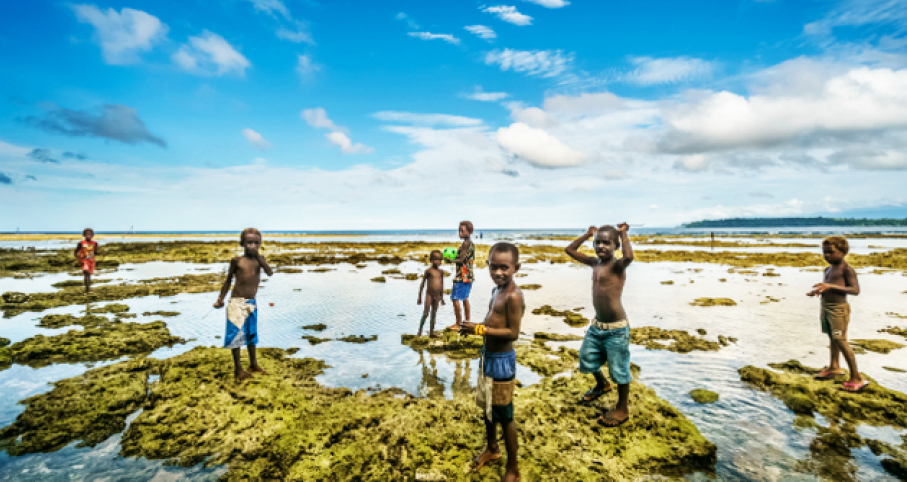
[73,228,100,293]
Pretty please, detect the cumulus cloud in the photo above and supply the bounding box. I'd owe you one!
[242,128,272,150]
[522,0,570,7]
[24,104,166,147]
[172,31,251,76]
[27,148,59,164]
[296,54,321,81]
[407,32,461,45]
[277,20,314,44]
[245,0,291,19]
[71,4,168,65]
[465,25,497,40]
[464,88,509,101]
[484,49,572,77]
[482,5,533,26]
[373,111,483,127]
[0,173,12,185]
[302,108,372,154]
[326,132,373,154]
[497,123,588,167]
[623,56,714,85]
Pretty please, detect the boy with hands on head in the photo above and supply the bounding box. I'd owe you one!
[214,228,273,381]
[565,223,635,427]
[460,242,524,482]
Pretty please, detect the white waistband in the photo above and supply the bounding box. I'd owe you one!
[592,319,629,330]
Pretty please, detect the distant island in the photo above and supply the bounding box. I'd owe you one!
[684,216,907,228]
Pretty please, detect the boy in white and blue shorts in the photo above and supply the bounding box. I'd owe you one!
[447,220,475,331]
[565,223,635,428]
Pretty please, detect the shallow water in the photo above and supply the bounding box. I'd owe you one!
[1,241,906,480]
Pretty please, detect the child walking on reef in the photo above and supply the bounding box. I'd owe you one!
[808,236,867,392]
[447,220,475,331]
[214,228,273,381]
[417,249,446,338]
[461,242,524,482]
[565,223,634,427]
[74,228,99,293]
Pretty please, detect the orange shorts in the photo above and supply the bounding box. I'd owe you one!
[80,258,96,274]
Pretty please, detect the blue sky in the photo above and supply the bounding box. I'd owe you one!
[1,0,906,230]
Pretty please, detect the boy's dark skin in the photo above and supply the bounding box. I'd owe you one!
[417,251,446,338]
[73,229,99,293]
[214,233,273,381]
[565,223,634,425]
[461,249,524,482]
[446,223,473,331]
[807,244,863,388]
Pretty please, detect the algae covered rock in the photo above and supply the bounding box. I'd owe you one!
[850,339,905,354]
[371,276,386,283]
[690,298,737,307]
[881,325,907,339]
[532,305,590,327]
[302,323,327,331]
[519,284,542,290]
[0,337,9,347]
[401,331,483,359]
[142,310,180,317]
[38,313,110,329]
[630,326,722,353]
[690,389,719,404]
[302,335,330,345]
[92,303,130,314]
[1,292,28,303]
[404,273,419,280]
[338,334,377,343]
[534,332,583,341]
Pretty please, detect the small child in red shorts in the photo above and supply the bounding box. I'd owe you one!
[73,228,100,293]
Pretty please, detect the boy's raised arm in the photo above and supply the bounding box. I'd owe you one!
[617,222,634,269]
[214,258,237,308]
[565,226,597,266]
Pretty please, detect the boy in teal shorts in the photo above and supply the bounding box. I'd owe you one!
[565,223,634,427]
[447,220,475,331]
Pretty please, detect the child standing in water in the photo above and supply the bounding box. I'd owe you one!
[417,250,446,338]
[73,228,99,293]
[461,242,524,482]
[447,220,475,331]
[565,223,634,427]
[214,228,273,381]
[808,236,867,392]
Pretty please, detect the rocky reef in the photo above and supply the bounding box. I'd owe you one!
[690,389,719,404]
[531,305,589,327]
[690,298,737,307]
[849,339,905,354]
[630,327,725,353]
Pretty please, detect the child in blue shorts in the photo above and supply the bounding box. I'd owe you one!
[446,220,475,331]
[565,223,634,427]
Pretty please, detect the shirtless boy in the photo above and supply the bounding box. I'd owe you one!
[565,223,634,427]
[214,228,273,381]
[73,228,99,293]
[461,242,524,482]
[447,221,475,331]
[808,236,867,392]
[417,250,446,338]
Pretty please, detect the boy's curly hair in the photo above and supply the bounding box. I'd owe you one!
[240,227,262,244]
[83,228,94,235]
[596,225,621,249]
[429,249,442,259]
[822,236,849,255]
[488,242,519,262]
[460,221,474,234]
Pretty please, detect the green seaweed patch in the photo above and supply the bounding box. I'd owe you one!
[91,303,130,314]
[850,339,905,354]
[717,335,738,346]
[883,366,906,373]
[301,323,327,331]
[38,313,110,329]
[51,279,113,289]
[4,321,185,369]
[0,337,9,348]
[690,389,719,404]
[381,268,402,275]
[276,267,303,273]
[142,311,180,317]
[532,305,590,327]
[401,331,484,359]
[301,335,331,345]
[534,332,584,341]
[661,280,674,285]
[1,274,221,317]
[690,298,737,307]
[630,327,722,353]
[338,334,377,343]
[697,328,707,335]
[519,284,542,290]
[404,273,419,281]
[309,268,334,273]
[880,325,907,339]
[371,276,386,283]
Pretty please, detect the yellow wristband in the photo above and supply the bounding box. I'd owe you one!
[476,325,486,336]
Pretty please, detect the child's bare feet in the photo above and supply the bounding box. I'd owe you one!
[598,407,629,428]
[250,366,268,376]
[502,468,520,482]
[429,333,439,339]
[446,323,461,331]
[472,447,501,470]
[235,370,253,381]
[416,331,423,338]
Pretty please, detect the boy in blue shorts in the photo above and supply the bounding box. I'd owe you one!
[565,223,634,427]
[447,220,475,331]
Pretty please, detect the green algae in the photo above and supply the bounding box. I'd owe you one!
[532,305,590,327]
[404,273,419,280]
[630,327,722,353]
[533,332,583,341]
[690,298,737,307]
[91,303,131,314]
[690,389,719,404]
[697,328,707,335]
[401,332,484,359]
[881,325,907,339]
[883,366,906,372]
[51,279,113,289]
[661,280,674,285]
[338,334,377,343]
[849,339,905,354]
[302,323,327,331]
[519,284,542,290]
[381,268,402,275]
[0,337,10,347]
[38,313,110,329]
[5,321,185,369]
[301,335,330,345]
[143,311,180,317]
[309,268,334,273]
[371,276,386,283]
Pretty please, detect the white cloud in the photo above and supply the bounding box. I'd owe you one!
[497,123,588,167]
[624,56,714,85]
[277,20,315,44]
[326,132,374,154]
[828,147,907,170]
[245,0,291,19]
[673,154,711,172]
[71,5,168,65]
[296,54,321,80]
[522,0,570,7]
[396,12,420,30]
[464,88,509,101]
[242,128,272,150]
[482,6,533,26]
[484,49,572,77]
[407,32,461,45]
[373,111,484,126]
[0,140,31,158]
[804,0,907,38]
[465,25,497,40]
[302,108,371,154]
[172,31,251,76]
